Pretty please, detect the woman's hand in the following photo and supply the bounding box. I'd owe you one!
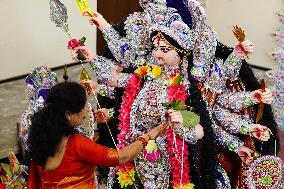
[237,146,254,165]
[86,11,111,31]
[81,80,98,95]
[235,40,254,57]
[251,88,273,104]
[70,46,96,62]
[94,108,110,123]
[251,124,270,141]
[146,123,165,140]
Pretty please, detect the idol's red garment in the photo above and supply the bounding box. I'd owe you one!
[28,135,119,188]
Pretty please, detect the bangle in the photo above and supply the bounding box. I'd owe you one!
[137,136,148,147]
[108,108,115,119]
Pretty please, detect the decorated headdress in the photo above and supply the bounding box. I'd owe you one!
[25,66,58,108]
[139,0,166,9]
[167,0,206,31]
[148,6,196,52]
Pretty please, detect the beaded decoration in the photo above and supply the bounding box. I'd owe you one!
[247,155,283,189]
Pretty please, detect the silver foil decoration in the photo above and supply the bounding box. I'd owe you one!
[49,0,71,38]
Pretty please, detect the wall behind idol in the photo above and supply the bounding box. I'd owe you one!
[0,0,97,81]
[205,0,282,69]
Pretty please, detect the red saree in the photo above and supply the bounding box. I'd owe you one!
[28,135,119,189]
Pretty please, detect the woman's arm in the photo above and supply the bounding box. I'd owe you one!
[75,124,164,166]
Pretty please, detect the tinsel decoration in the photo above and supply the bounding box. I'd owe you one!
[271,1,284,131]
[49,0,71,38]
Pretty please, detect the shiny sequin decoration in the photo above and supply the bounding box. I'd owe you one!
[247,155,283,189]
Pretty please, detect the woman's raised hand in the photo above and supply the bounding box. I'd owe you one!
[146,123,166,140]
[86,11,111,31]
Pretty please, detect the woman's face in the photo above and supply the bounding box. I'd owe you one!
[153,38,181,66]
[68,104,87,127]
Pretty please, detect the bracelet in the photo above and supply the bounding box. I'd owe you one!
[137,135,148,147]
[108,108,115,119]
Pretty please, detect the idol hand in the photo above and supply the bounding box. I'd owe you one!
[237,146,254,165]
[86,11,111,31]
[70,46,96,62]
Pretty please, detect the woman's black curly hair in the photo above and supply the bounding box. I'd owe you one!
[215,41,280,156]
[151,31,218,189]
[27,82,87,166]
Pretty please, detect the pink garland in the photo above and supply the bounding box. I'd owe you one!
[117,74,142,149]
[116,71,191,187]
[166,127,191,186]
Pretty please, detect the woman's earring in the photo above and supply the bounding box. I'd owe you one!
[67,115,71,121]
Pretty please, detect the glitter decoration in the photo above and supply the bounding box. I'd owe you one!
[49,0,71,38]
[271,2,284,129]
[247,155,283,189]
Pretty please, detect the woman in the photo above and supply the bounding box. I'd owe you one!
[27,82,164,188]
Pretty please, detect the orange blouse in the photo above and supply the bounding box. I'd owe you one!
[27,135,119,189]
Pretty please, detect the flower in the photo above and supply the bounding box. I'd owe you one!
[67,37,87,61]
[151,65,162,78]
[117,165,136,188]
[118,162,134,173]
[170,73,182,85]
[235,42,246,57]
[167,84,188,103]
[144,150,160,162]
[145,140,158,153]
[144,140,160,162]
[67,39,79,49]
[134,64,151,78]
[173,183,195,189]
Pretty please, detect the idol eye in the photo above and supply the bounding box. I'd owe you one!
[160,47,171,53]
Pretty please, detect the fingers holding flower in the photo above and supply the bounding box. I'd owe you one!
[235,40,254,57]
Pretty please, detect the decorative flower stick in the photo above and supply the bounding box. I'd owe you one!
[50,0,72,39]
[256,79,266,124]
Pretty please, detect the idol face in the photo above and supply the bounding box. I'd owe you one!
[153,38,181,66]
